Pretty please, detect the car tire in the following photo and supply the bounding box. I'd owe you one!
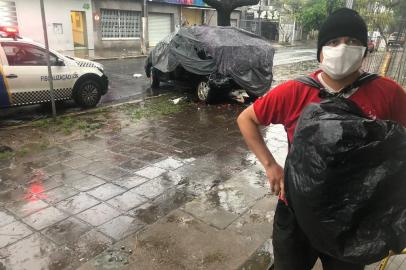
[73,79,102,108]
[151,68,160,89]
[196,80,214,103]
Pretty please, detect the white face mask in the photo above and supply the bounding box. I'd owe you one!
[320,44,366,80]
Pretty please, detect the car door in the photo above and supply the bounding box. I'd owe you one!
[0,41,74,106]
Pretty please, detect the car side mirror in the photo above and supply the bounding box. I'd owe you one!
[56,58,65,66]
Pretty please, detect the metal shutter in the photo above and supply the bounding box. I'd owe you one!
[148,13,172,47]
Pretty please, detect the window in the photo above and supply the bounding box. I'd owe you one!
[2,43,58,66]
[101,9,141,39]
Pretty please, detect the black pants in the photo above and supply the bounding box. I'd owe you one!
[272,201,365,270]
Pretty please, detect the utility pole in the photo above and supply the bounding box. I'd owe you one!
[40,0,56,117]
[292,17,296,45]
[141,0,148,55]
[257,0,262,36]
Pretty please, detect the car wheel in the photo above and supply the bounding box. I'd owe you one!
[151,68,160,89]
[196,80,213,103]
[74,79,102,108]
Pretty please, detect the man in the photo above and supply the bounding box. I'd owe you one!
[237,8,406,270]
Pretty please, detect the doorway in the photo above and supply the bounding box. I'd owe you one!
[70,11,88,48]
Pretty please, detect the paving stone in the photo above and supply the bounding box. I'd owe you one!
[137,151,165,163]
[56,169,89,182]
[98,215,145,241]
[118,159,147,171]
[156,170,187,186]
[82,136,119,148]
[0,210,15,227]
[41,163,71,176]
[229,196,277,241]
[5,199,49,218]
[43,186,79,204]
[71,146,102,157]
[0,233,62,270]
[56,193,100,215]
[41,176,65,191]
[76,203,121,226]
[63,156,94,169]
[0,221,32,248]
[153,157,184,170]
[176,146,213,159]
[68,175,105,192]
[108,143,136,155]
[135,166,167,179]
[86,183,126,201]
[129,189,196,224]
[106,189,148,211]
[124,149,164,162]
[65,229,113,261]
[102,152,131,165]
[112,174,149,189]
[183,201,238,229]
[47,150,78,164]
[132,178,173,199]
[22,207,67,230]
[41,217,91,246]
[76,161,108,174]
[93,166,130,181]
[21,158,53,171]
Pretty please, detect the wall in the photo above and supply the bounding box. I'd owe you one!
[14,0,94,51]
[92,0,141,51]
[92,0,179,51]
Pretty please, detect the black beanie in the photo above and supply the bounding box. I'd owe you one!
[317,8,368,62]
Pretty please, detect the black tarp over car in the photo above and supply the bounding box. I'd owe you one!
[148,26,275,96]
[285,98,406,264]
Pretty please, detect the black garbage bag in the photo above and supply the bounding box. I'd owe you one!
[285,97,406,264]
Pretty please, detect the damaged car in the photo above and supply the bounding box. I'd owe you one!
[145,26,275,103]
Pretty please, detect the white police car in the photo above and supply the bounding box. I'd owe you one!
[0,27,108,109]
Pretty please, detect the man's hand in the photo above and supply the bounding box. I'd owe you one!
[265,163,285,199]
[237,105,285,200]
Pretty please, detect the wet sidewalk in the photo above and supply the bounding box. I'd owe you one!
[0,97,288,270]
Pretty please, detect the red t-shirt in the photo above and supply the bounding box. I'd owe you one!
[254,70,406,144]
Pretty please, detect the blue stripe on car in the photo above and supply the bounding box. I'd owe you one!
[0,72,10,107]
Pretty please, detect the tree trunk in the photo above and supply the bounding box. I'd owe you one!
[327,0,334,15]
[217,8,232,26]
[203,0,259,26]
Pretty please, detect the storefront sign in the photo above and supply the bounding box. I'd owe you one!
[150,0,207,7]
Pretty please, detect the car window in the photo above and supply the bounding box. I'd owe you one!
[1,42,58,66]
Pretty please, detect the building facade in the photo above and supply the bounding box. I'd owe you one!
[1,0,242,53]
[1,0,95,51]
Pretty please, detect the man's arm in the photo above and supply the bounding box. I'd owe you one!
[237,105,285,198]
